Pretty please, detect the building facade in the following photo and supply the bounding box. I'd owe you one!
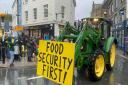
[20,0,76,39]
[4,14,12,32]
[91,1,105,17]
[12,0,22,27]
[103,0,128,54]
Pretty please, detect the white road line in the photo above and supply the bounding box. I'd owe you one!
[17,77,27,79]
[27,76,43,80]
[118,54,128,60]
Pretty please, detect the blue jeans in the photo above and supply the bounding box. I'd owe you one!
[9,51,14,64]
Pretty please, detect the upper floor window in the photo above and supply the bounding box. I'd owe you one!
[25,0,28,3]
[61,6,65,18]
[33,8,37,19]
[25,11,28,21]
[121,0,125,3]
[44,4,48,17]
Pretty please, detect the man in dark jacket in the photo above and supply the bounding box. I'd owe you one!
[1,34,8,64]
[27,38,33,62]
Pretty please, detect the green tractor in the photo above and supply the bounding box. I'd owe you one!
[57,17,117,81]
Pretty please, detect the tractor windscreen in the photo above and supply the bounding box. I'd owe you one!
[82,18,103,29]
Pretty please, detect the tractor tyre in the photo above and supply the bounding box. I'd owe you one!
[88,51,105,81]
[106,43,116,71]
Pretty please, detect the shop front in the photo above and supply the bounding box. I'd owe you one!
[113,20,128,55]
[25,23,54,40]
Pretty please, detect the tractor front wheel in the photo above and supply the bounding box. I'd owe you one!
[88,51,105,81]
[106,43,116,71]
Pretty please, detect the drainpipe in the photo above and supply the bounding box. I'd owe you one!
[17,0,20,25]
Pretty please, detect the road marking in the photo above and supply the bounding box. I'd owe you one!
[118,54,128,60]
[17,77,27,79]
[27,76,43,80]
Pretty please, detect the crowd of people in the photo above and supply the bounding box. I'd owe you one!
[0,32,39,67]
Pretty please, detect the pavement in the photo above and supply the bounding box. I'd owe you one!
[0,49,128,85]
[0,57,37,68]
[76,50,128,85]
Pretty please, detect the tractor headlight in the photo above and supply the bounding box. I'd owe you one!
[93,18,99,22]
[83,19,87,22]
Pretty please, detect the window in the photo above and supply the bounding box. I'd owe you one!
[44,4,48,17]
[61,6,65,18]
[121,0,125,3]
[25,11,28,21]
[25,0,28,3]
[33,8,37,19]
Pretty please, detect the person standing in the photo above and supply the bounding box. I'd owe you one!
[27,38,33,62]
[1,34,7,64]
[8,36,15,67]
[14,38,20,61]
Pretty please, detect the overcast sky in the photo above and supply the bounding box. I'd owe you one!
[0,0,12,13]
[75,0,104,19]
[0,0,103,19]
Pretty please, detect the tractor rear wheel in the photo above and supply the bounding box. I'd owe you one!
[88,51,105,81]
[106,43,116,71]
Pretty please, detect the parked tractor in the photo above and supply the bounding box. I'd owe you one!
[57,17,117,81]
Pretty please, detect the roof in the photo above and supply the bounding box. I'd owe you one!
[102,0,112,8]
[12,0,17,8]
[92,3,102,10]
[83,17,112,22]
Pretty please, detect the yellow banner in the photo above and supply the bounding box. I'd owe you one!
[37,40,75,85]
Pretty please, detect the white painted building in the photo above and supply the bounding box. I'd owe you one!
[12,0,22,27]
[21,0,76,38]
[12,0,17,27]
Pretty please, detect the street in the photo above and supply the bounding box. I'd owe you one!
[0,0,128,85]
[0,50,128,85]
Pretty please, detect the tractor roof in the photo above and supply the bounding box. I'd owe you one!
[82,17,111,23]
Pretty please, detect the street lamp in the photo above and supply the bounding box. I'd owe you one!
[103,11,107,18]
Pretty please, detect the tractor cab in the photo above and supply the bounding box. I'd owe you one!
[82,17,112,39]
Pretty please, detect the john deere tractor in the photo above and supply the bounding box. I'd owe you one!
[57,17,117,81]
